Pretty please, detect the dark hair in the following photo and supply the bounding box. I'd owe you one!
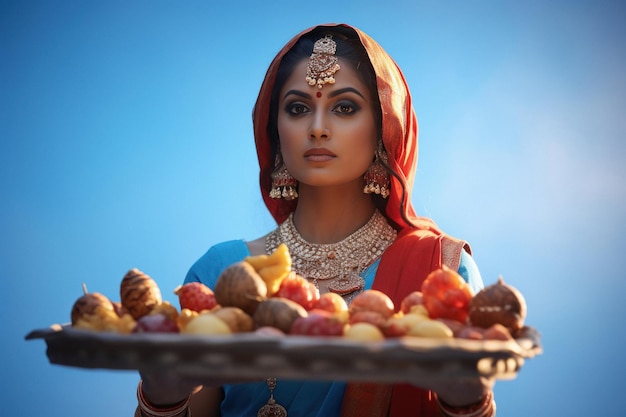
[267,27,382,160]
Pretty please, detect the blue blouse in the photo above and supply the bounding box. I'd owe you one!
[185,239,483,417]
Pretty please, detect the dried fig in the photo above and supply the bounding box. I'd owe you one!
[468,277,527,332]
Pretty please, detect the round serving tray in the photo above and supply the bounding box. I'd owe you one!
[26,324,541,385]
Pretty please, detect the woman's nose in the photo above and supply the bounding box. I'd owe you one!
[309,112,330,140]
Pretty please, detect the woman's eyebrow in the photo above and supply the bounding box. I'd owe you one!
[283,89,311,100]
[283,87,366,100]
[328,87,365,99]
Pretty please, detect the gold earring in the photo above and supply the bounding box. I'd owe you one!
[363,142,390,198]
[270,154,298,200]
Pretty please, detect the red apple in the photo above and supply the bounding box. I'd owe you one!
[399,291,424,314]
[312,292,349,314]
[349,310,387,328]
[348,290,395,319]
[422,266,473,323]
[132,313,180,333]
[290,310,346,336]
[275,274,320,310]
[380,319,407,338]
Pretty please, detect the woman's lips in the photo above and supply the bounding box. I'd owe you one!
[304,148,336,162]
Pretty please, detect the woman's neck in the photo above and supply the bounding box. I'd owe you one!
[291,183,377,244]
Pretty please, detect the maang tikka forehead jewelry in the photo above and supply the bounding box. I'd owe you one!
[306,35,341,89]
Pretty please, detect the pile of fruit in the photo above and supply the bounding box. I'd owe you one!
[70,244,527,343]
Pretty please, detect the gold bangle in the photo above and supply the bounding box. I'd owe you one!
[436,390,496,417]
[137,380,191,417]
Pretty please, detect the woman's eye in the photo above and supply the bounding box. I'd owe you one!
[286,103,309,115]
[334,101,360,114]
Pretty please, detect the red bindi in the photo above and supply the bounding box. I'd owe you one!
[316,91,322,98]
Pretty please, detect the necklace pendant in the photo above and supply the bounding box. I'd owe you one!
[329,274,364,295]
[258,403,288,417]
[258,378,287,417]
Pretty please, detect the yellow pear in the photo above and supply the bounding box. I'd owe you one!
[181,312,232,335]
[408,320,453,339]
[344,322,385,342]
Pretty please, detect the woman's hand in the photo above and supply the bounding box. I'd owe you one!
[426,376,494,407]
[138,370,260,407]
[138,370,203,406]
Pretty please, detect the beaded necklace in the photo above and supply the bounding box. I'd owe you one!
[266,209,397,298]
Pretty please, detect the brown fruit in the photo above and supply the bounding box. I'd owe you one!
[111,301,129,318]
[120,268,163,320]
[214,261,267,315]
[212,306,254,333]
[253,297,308,334]
[468,277,527,332]
[71,287,115,325]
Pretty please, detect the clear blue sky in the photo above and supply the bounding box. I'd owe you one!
[2,1,625,416]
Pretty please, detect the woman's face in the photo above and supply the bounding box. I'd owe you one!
[277,58,378,191]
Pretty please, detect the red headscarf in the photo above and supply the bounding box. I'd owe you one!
[252,24,459,416]
[252,23,441,236]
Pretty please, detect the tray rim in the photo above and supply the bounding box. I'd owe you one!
[25,322,542,385]
[25,323,542,357]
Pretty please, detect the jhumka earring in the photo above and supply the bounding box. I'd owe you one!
[363,142,390,198]
[270,154,298,200]
[305,35,341,89]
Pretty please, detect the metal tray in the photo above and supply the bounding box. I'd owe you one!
[26,324,541,384]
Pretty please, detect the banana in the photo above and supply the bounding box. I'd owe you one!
[245,243,292,296]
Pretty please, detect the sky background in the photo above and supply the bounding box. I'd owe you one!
[2,1,625,416]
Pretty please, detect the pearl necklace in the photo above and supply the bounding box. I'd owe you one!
[266,210,397,297]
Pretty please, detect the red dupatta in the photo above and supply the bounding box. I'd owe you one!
[253,23,438,233]
[252,23,464,417]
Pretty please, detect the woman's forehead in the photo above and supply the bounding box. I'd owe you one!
[279,59,370,99]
